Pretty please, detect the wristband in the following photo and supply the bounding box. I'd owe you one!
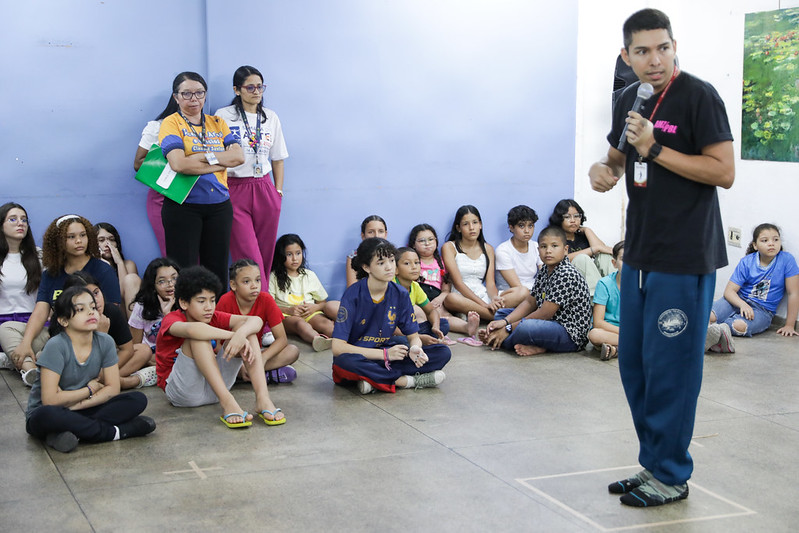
[502,318,509,326]
[383,348,391,370]
[87,384,93,398]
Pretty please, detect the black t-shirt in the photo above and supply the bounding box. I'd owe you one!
[104,303,132,346]
[566,231,590,253]
[608,72,733,275]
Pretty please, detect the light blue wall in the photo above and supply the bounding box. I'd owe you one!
[3,0,577,299]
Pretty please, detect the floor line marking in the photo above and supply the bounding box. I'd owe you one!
[516,469,757,532]
[163,461,223,479]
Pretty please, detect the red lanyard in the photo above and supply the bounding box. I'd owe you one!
[647,66,679,121]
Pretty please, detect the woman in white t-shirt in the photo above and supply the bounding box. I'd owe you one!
[0,202,42,372]
[214,65,289,283]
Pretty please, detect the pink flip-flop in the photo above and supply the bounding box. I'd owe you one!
[442,335,457,346]
[457,336,483,347]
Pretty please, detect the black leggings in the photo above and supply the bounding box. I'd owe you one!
[26,392,147,443]
[161,198,233,288]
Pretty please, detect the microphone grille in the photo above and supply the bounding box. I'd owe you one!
[637,83,654,100]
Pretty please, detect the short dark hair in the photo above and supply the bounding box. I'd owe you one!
[351,238,397,280]
[623,8,673,50]
[548,199,585,227]
[175,265,222,303]
[538,225,567,245]
[507,205,538,226]
[612,240,625,259]
[49,286,96,337]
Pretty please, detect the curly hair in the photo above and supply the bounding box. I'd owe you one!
[271,234,307,293]
[41,215,98,273]
[175,265,222,304]
[0,202,41,293]
[133,257,181,320]
[351,238,397,280]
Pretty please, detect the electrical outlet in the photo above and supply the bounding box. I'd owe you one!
[728,226,741,247]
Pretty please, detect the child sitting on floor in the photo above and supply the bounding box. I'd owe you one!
[479,226,592,356]
[155,266,285,428]
[219,259,300,384]
[394,247,474,345]
[706,223,799,353]
[269,233,339,352]
[25,286,155,453]
[332,238,451,394]
[587,241,624,360]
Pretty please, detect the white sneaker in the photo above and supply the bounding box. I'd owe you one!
[705,324,721,352]
[131,366,158,387]
[21,367,38,387]
[357,380,374,394]
[0,352,13,370]
[261,331,275,347]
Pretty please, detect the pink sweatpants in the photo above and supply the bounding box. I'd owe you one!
[146,189,167,257]
[228,175,282,282]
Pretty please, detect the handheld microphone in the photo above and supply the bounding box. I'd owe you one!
[616,83,654,151]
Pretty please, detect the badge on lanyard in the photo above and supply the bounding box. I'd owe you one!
[205,151,220,165]
[253,162,264,178]
[633,161,648,187]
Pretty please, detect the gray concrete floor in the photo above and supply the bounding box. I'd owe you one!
[2,330,799,532]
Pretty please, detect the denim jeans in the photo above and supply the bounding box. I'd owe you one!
[711,297,773,337]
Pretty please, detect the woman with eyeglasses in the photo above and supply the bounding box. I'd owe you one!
[157,72,244,289]
[548,199,614,295]
[214,66,289,283]
[0,203,43,374]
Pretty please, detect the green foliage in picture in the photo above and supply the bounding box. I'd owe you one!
[742,7,799,162]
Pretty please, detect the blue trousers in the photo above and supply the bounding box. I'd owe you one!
[619,264,715,485]
[332,344,451,393]
[494,308,578,352]
[712,297,772,337]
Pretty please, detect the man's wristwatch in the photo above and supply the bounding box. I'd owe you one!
[505,322,513,333]
[645,142,662,162]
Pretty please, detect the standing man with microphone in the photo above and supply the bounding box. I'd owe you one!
[589,8,734,507]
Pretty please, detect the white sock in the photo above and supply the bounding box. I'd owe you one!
[113,426,120,441]
[403,375,415,388]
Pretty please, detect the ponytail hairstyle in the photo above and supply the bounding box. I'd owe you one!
[360,215,387,236]
[0,202,41,294]
[157,71,208,121]
[446,205,489,281]
[407,223,447,284]
[231,65,267,122]
[133,257,181,320]
[48,286,96,337]
[229,258,261,283]
[272,234,308,293]
[746,223,782,255]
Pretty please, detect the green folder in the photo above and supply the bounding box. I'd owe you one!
[135,144,200,204]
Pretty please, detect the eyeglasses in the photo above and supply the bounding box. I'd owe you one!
[242,84,265,94]
[156,278,177,287]
[562,214,582,221]
[415,238,436,245]
[176,90,206,100]
[5,216,28,225]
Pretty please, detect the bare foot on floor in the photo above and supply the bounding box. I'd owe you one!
[466,311,480,337]
[477,328,489,343]
[514,344,546,357]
